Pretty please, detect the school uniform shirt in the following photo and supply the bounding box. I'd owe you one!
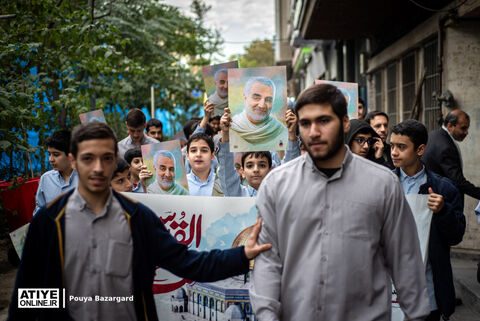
[34,170,78,215]
[117,134,158,159]
[187,170,223,196]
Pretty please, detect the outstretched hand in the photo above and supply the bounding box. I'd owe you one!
[244,217,272,260]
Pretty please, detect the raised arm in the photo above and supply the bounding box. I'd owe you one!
[282,109,300,164]
[218,108,246,196]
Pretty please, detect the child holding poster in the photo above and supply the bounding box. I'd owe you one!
[142,140,189,195]
[217,108,273,197]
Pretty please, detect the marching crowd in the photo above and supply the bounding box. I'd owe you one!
[8,81,480,321]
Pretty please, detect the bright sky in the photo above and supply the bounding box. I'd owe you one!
[163,0,275,61]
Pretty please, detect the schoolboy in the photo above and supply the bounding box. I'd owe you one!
[185,132,223,196]
[118,108,158,158]
[33,130,78,215]
[390,119,465,321]
[218,108,273,196]
[124,147,149,193]
[9,121,270,321]
[146,118,163,142]
[111,158,133,193]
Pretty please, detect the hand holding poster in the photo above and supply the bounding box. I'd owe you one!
[228,66,288,152]
[315,80,358,119]
[125,193,258,321]
[202,61,238,116]
[392,194,433,321]
[141,140,189,195]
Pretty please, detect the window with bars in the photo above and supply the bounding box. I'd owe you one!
[374,70,382,111]
[402,52,416,121]
[423,39,441,131]
[387,63,397,125]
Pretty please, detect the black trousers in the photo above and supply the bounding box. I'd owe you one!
[425,310,441,321]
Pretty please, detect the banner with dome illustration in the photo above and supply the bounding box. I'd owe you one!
[125,193,258,321]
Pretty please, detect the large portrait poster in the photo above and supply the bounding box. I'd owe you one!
[125,193,258,321]
[202,61,238,116]
[315,80,358,119]
[141,140,189,195]
[229,66,288,152]
[392,194,433,321]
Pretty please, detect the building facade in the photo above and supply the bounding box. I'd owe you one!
[275,0,480,253]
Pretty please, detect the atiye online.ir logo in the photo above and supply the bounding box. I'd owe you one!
[18,288,65,308]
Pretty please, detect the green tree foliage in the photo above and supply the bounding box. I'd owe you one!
[0,0,221,179]
[230,39,274,68]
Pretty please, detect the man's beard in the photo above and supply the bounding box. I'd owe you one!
[217,88,228,99]
[246,102,271,123]
[302,125,345,163]
[158,176,173,190]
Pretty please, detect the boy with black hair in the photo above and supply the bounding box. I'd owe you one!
[118,108,158,158]
[124,147,149,193]
[186,132,223,196]
[390,119,465,321]
[357,98,367,120]
[146,118,163,142]
[111,158,133,193]
[9,121,270,321]
[209,115,221,135]
[34,130,78,215]
[218,108,273,196]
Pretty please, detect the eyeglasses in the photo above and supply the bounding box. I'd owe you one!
[354,137,376,146]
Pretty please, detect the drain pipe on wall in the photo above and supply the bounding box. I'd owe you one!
[437,10,458,125]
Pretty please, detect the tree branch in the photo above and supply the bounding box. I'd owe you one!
[0,14,17,20]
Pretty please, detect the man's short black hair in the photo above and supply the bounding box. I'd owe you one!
[443,110,470,126]
[365,111,389,125]
[294,84,347,121]
[187,133,214,154]
[146,118,163,132]
[113,158,130,177]
[241,151,272,168]
[126,108,146,128]
[358,98,366,106]
[391,119,428,149]
[46,130,71,155]
[124,147,142,165]
[70,122,118,158]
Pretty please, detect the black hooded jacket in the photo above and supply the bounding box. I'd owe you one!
[345,119,384,164]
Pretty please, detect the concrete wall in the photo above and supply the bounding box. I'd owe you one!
[305,50,326,86]
[444,20,480,253]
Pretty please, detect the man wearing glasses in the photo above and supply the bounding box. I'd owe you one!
[230,76,287,149]
[346,119,388,165]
